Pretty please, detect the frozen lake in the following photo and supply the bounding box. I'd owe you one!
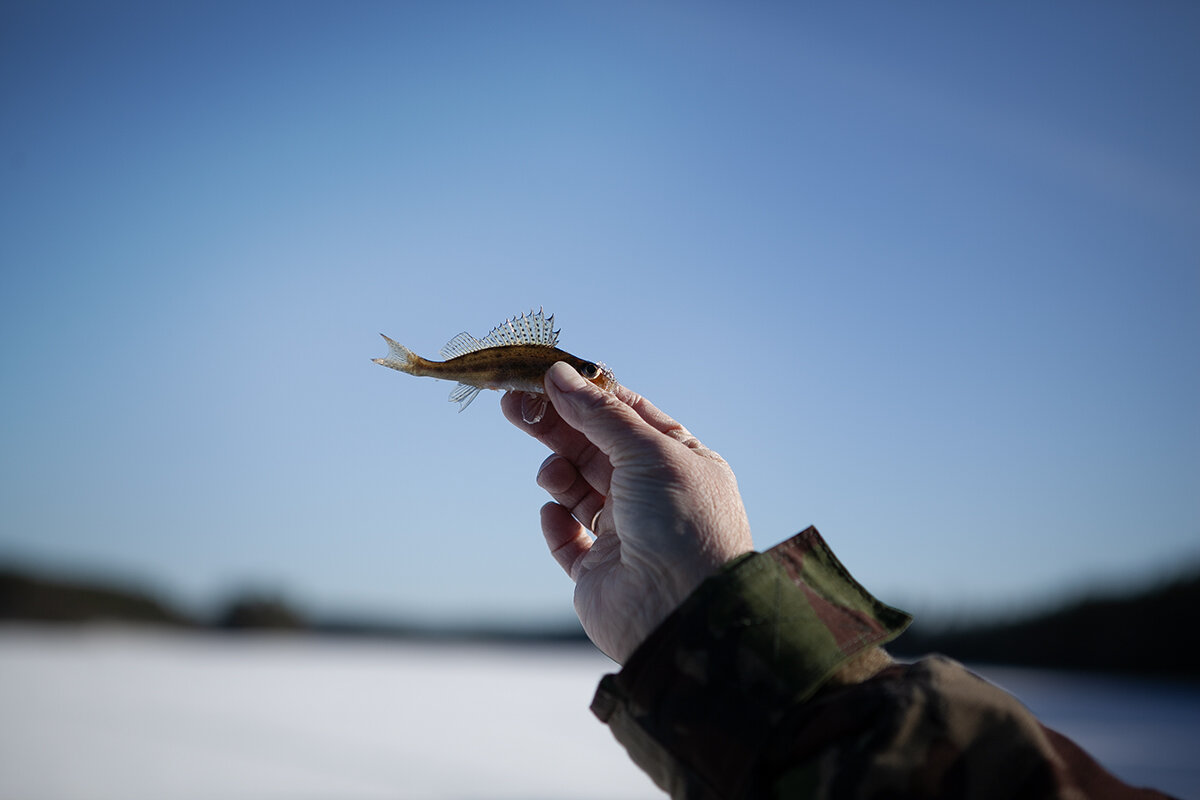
[2,627,1196,799]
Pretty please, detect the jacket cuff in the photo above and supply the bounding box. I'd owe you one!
[590,526,911,798]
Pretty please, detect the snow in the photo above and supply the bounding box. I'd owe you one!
[0,627,661,799]
[5,627,1196,799]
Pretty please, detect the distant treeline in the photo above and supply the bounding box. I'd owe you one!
[890,571,1200,680]
[2,563,1197,679]
[0,564,586,642]
[0,567,195,627]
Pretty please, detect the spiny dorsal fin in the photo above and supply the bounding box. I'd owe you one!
[438,309,559,359]
[481,308,558,348]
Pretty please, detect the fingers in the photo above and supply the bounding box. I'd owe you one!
[503,370,710,453]
[501,389,616,496]
[609,383,724,461]
[537,453,606,534]
[540,501,592,579]
[543,362,668,465]
[501,389,593,458]
[623,392,710,453]
[502,367,719,516]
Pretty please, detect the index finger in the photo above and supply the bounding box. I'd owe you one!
[618,390,710,453]
[502,379,657,498]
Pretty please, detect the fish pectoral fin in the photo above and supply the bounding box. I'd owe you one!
[448,382,483,412]
[520,393,548,425]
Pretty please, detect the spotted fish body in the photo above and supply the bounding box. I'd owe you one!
[372,310,616,416]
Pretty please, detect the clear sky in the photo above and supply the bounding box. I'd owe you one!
[2,1,1197,627]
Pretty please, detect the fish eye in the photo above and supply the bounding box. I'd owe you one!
[579,363,600,379]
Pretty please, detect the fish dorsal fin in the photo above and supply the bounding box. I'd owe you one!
[480,308,559,349]
[440,332,485,360]
[438,309,559,359]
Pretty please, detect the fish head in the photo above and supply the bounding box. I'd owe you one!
[577,360,617,393]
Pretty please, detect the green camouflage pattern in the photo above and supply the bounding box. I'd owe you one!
[591,526,1173,799]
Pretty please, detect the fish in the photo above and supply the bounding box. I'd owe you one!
[372,309,616,423]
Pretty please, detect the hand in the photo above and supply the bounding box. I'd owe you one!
[501,362,754,663]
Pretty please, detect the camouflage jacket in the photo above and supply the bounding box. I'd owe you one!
[591,527,1172,799]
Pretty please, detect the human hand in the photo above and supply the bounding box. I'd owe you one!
[501,362,754,663]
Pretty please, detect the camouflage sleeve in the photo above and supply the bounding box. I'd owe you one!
[590,526,1173,800]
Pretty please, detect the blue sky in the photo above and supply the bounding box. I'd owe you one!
[2,1,1197,626]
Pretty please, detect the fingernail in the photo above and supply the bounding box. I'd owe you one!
[546,361,587,392]
[535,454,559,488]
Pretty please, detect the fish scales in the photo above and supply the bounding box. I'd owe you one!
[372,309,616,415]
[406,345,588,393]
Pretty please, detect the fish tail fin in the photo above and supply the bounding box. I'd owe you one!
[372,334,419,374]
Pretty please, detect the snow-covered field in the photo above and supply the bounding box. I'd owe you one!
[3,627,1197,799]
[0,627,659,800]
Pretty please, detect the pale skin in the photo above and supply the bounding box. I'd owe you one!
[500,361,755,664]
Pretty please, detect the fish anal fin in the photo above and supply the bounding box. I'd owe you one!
[448,382,483,411]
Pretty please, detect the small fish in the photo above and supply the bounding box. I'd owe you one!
[373,309,616,423]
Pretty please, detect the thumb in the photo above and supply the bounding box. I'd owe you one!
[544,361,663,460]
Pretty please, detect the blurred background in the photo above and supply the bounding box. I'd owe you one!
[2,1,1198,798]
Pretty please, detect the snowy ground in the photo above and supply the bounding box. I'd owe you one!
[2,627,1197,799]
[0,627,659,800]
